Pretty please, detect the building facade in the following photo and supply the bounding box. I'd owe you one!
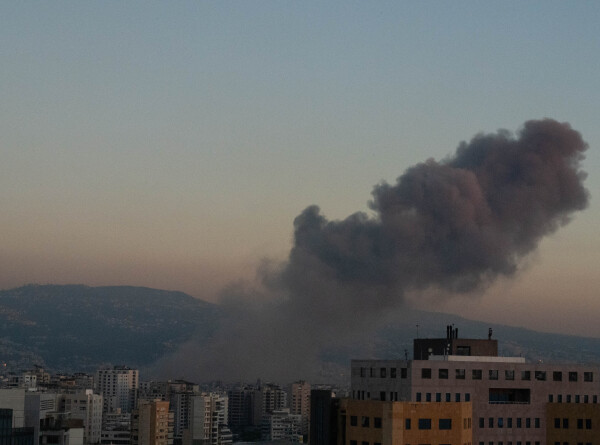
[339,399,472,445]
[350,330,600,444]
[290,381,311,438]
[131,400,173,445]
[95,367,138,414]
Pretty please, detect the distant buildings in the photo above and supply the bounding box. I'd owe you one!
[95,367,138,414]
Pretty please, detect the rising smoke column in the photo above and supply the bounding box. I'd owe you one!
[161,119,589,381]
[276,119,588,327]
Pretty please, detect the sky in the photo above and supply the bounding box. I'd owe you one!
[1,1,600,337]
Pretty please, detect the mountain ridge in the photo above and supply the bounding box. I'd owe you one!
[0,284,598,379]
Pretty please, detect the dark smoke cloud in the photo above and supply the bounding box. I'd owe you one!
[157,119,589,382]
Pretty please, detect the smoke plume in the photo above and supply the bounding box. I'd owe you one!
[158,119,589,382]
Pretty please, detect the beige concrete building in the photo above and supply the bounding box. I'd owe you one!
[290,381,311,437]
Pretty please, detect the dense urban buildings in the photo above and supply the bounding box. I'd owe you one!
[3,326,600,445]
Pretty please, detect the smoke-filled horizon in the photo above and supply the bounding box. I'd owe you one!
[157,119,589,382]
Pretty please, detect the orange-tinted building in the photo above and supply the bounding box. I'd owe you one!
[131,400,173,445]
[339,399,472,445]
[546,402,600,444]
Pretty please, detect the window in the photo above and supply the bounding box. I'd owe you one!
[380,392,386,401]
[553,371,563,381]
[473,369,482,380]
[489,370,499,380]
[567,395,571,403]
[535,418,540,428]
[584,372,593,382]
[479,418,484,428]
[445,393,451,402]
[426,393,431,402]
[390,368,396,378]
[576,395,580,403]
[405,419,411,430]
[361,416,370,427]
[489,418,494,428]
[455,393,460,402]
[498,417,504,428]
[569,372,578,382]
[456,345,471,355]
[521,371,531,380]
[350,441,357,445]
[362,441,368,445]
[554,418,560,428]
[439,368,449,379]
[586,418,591,429]
[465,393,470,402]
[360,367,366,377]
[421,368,431,379]
[558,394,563,402]
[435,393,441,402]
[416,392,421,402]
[401,368,408,378]
[526,418,531,428]
[370,368,375,377]
[439,419,452,430]
[489,388,531,404]
[456,369,466,379]
[535,371,546,381]
[507,418,512,428]
[374,417,382,429]
[505,370,515,380]
[517,418,522,428]
[577,418,583,429]
[549,394,554,402]
[584,395,588,403]
[380,368,386,378]
[350,416,357,426]
[562,418,568,429]
[418,418,431,430]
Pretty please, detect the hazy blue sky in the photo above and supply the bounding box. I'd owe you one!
[2,2,600,336]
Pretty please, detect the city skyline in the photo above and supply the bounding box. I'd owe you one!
[2,2,600,337]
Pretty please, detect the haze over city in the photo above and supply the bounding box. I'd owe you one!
[2,1,600,340]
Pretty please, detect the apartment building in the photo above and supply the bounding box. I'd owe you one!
[290,381,311,438]
[95,367,138,414]
[61,390,103,444]
[131,400,173,445]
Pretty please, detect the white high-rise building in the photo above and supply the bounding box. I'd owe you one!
[62,390,103,444]
[184,393,231,445]
[262,408,302,442]
[95,366,138,414]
